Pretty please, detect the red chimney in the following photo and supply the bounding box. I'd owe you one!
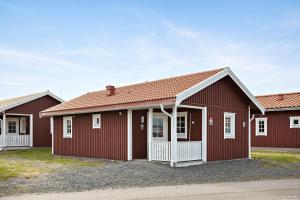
[277,94,284,101]
[106,85,116,96]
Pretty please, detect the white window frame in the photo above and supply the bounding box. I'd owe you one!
[177,112,188,139]
[255,118,267,136]
[6,118,19,134]
[224,112,236,139]
[92,114,101,129]
[63,116,72,138]
[290,116,300,128]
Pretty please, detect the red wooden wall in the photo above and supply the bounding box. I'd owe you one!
[6,95,61,147]
[252,110,300,148]
[183,76,251,161]
[53,110,128,160]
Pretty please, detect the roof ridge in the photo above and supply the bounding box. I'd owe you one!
[256,92,300,98]
[88,67,226,94]
[0,91,48,102]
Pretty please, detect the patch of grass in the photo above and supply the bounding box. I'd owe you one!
[0,148,103,181]
[252,150,300,167]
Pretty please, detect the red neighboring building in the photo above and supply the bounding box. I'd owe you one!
[41,68,264,167]
[252,92,300,148]
[0,91,63,149]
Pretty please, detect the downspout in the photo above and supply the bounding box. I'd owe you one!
[160,104,177,167]
[160,104,172,118]
[248,106,257,159]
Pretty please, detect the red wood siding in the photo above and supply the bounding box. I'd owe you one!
[6,95,61,147]
[53,110,128,160]
[183,76,250,161]
[252,110,300,148]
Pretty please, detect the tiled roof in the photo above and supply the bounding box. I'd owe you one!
[42,68,224,115]
[256,92,300,110]
[0,91,64,112]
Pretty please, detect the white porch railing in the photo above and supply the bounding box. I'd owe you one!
[2,135,30,147]
[151,141,202,162]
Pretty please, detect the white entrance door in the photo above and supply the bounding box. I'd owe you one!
[152,113,168,141]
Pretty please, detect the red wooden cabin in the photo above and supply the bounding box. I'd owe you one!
[41,68,264,167]
[0,91,63,149]
[252,92,300,148]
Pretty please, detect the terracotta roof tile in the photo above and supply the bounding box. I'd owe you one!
[256,92,300,110]
[43,68,224,114]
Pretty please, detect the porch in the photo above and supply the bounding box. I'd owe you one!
[0,113,33,148]
[128,104,207,167]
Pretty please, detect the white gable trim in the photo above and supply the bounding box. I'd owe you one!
[175,68,265,114]
[0,90,64,113]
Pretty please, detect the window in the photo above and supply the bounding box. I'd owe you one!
[8,121,17,133]
[153,117,164,138]
[224,112,235,139]
[63,116,72,138]
[152,114,168,141]
[7,118,19,134]
[290,116,300,128]
[255,118,267,136]
[92,114,101,129]
[177,112,187,139]
[20,117,27,134]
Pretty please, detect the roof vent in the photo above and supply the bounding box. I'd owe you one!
[106,85,116,96]
[277,94,284,101]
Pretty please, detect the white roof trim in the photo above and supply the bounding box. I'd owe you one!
[265,107,300,112]
[0,90,64,113]
[176,68,265,114]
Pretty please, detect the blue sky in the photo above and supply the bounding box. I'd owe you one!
[0,0,299,100]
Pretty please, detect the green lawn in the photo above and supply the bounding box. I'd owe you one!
[0,148,103,181]
[252,149,300,167]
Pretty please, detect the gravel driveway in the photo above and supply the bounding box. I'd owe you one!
[0,159,299,196]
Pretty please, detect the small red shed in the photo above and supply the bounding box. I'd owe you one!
[0,91,63,149]
[252,92,300,148]
[41,68,264,167]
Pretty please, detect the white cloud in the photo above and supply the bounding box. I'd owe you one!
[162,21,198,39]
[0,48,90,71]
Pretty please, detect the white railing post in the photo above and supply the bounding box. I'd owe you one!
[2,114,6,147]
[248,106,251,159]
[170,105,177,167]
[50,117,54,155]
[148,107,153,161]
[30,114,33,147]
[127,110,132,160]
[202,107,207,162]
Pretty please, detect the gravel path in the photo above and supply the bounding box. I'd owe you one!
[0,159,299,196]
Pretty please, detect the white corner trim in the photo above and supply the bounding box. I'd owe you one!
[202,107,207,162]
[0,90,64,113]
[175,68,265,115]
[127,109,132,161]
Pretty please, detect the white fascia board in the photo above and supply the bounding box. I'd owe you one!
[175,68,265,114]
[0,90,64,113]
[265,107,300,112]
